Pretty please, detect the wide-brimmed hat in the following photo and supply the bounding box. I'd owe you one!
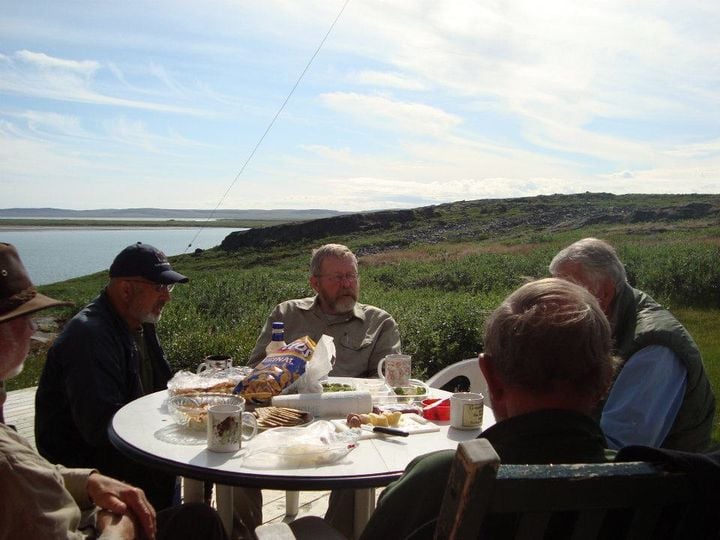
[109,242,189,284]
[0,243,71,323]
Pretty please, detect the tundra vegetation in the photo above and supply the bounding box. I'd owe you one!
[13,193,720,441]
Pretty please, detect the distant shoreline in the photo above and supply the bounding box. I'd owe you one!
[0,225,239,232]
[0,218,280,229]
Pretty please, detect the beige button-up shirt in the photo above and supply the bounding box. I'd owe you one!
[248,296,401,378]
[0,423,96,539]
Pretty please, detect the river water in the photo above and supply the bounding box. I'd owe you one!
[1,227,243,285]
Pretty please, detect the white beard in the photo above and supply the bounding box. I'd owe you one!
[5,362,24,379]
[333,296,356,314]
[141,312,162,324]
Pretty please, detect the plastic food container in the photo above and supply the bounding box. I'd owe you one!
[422,398,450,421]
[167,393,244,430]
[389,379,430,403]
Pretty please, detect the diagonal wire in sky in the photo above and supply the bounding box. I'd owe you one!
[184,0,352,253]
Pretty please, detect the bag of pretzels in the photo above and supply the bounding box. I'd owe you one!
[234,336,317,404]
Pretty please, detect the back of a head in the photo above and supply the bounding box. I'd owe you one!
[310,243,357,275]
[549,238,627,292]
[484,278,614,399]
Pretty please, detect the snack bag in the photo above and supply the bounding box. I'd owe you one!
[285,334,335,394]
[234,336,316,404]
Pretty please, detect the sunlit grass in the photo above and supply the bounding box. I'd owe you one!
[7,211,720,445]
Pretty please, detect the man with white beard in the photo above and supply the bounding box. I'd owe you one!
[248,243,401,377]
[248,243,401,537]
[36,242,188,512]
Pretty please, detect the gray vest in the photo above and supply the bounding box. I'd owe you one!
[612,283,715,452]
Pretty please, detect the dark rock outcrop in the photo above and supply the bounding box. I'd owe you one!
[219,194,720,252]
[221,209,416,250]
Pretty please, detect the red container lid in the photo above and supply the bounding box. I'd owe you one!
[422,398,450,421]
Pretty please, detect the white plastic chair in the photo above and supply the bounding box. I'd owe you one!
[426,357,491,408]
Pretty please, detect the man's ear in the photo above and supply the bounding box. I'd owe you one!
[479,353,502,401]
[309,275,320,294]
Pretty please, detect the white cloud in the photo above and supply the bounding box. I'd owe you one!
[103,117,213,153]
[320,92,462,136]
[349,70,426,91]
[665,139,720,159]
[602,165,720,193]
[0,50,209,116]
[16,110,87,138]
[2,1,719,210]
[15,49,100,75]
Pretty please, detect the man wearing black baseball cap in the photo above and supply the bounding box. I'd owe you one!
[109,242,190,286]
[36,243,188,511]
[1,242,228,539]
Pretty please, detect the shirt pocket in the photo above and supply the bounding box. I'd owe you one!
[338,333,374,351]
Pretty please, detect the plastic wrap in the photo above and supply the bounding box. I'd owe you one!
[242,420,358,469]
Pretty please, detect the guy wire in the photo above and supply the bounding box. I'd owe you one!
[184,0,352,253]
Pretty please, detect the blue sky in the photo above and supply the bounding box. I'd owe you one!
[1,1,718,211]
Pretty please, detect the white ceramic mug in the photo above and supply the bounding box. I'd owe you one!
[377,354,412,387]
[197,354,233,374]
[450,392,484,430]
[206,401,258,452]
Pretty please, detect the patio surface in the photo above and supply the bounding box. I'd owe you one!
[4,386,339,527]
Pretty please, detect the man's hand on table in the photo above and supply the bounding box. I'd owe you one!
[87,472,157,539]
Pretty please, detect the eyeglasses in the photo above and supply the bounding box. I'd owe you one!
[124,279,176,293]
[317,272,359,284]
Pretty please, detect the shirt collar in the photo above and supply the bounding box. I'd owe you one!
[305,295,365,322]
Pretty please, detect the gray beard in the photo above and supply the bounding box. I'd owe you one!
[5,362,24,379]
[141,312,162,324]
[332,296,356,314]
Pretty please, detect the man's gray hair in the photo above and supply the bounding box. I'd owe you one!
[549,238,627,293]
[310,244,358,276]
[484,277,614,397]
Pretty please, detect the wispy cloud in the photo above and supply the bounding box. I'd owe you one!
[16,49,99,74]
[349,70,427,91]
[1,1,718,210]
[320,92,462,136]
[0,50,208,116]
[103,117,214,153]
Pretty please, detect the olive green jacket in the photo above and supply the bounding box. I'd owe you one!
[611,283,715,451]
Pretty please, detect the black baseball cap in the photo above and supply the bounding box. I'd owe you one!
[109,242,189,284]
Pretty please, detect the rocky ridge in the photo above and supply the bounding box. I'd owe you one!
[220,193,720,252]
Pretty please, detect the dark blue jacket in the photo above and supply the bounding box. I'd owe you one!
[35,289,174,508]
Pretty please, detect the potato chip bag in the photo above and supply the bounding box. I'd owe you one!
[234,336,316,404]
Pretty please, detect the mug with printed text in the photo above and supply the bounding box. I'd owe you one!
[450,392,484,430]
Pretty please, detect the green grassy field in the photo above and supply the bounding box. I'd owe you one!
[8,201,720,443]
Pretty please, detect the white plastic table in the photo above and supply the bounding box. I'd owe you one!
[109,383,495,538]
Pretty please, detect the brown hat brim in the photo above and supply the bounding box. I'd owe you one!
[0,293,72,323]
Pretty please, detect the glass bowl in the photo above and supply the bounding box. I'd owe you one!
[389,379,430,403]
[167,393,244,430]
